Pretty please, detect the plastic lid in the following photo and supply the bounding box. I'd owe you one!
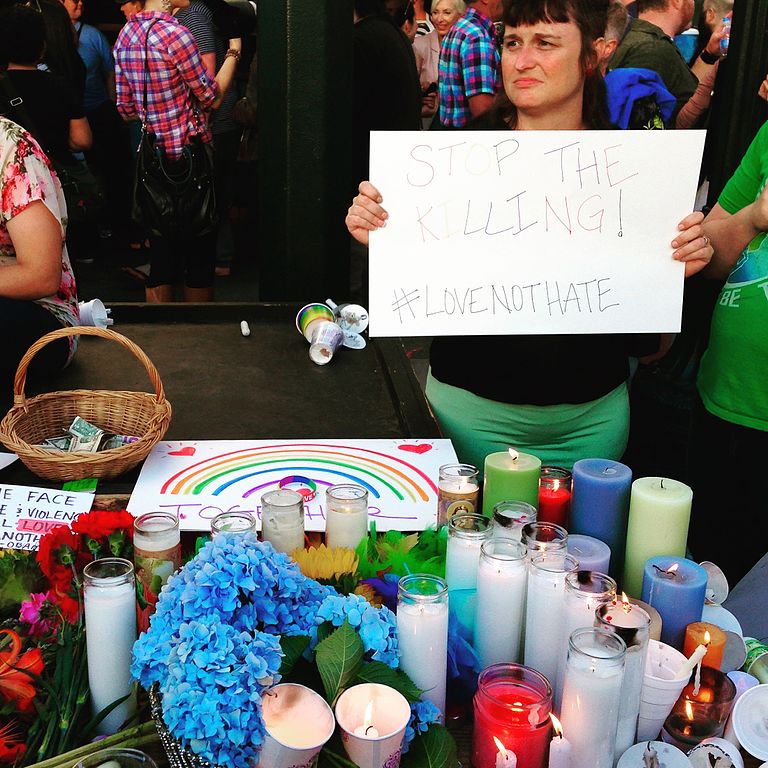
[732,684,768,760]
[700,560,729,604]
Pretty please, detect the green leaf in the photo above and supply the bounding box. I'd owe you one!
[278,634,311,676]
[402,724,458,768]
[315,619,364,704]
[354,661,423,703]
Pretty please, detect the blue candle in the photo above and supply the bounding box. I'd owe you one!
[567,534,611,573]
[570,459,632,580]
[641,556,707,651]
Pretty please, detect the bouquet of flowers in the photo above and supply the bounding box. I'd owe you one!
[133,532,455,768]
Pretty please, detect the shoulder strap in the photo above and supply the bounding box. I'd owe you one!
[141,18,161,128]
[0,73,51,157]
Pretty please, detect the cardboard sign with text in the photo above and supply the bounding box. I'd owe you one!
[368,130,706,336]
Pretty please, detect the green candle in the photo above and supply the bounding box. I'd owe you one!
[622,476,693,597]
[482,448,542,515]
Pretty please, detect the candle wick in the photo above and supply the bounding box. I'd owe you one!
[660,479,665,489]
[365,725,375,736]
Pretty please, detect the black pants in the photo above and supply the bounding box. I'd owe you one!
[686,395,768,587]
[0,299,70,413]
[147,231,216,289]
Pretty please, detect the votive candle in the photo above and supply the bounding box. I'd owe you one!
[325,484,368,550]
[483,449,542,515]
[437,463,479,526]
[537,467,572,528]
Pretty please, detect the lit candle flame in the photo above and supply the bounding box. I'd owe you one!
[621,592,632,614]
[363,700,374,730]
[666,563,679,576]
[508,448,519,461]
[493,736,508,755]
[552,479,560,492]
[684,700,694,721]
[704,630,711,646]
[550,713,564,739]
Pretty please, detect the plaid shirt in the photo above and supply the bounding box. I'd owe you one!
[114,11,217,158]
[438,6,499,128]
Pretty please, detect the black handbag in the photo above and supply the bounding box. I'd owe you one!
[130,19,218,239]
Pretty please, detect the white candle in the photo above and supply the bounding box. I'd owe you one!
[83,559,137,735]
[559,629,626,768]
[353,700,380,738]
[523,552,579,685]
[325,484,368,550]
[494,737,517,768]
[262,683,336,749]
[397,576,449,716]
[548,714,572,768]
[674,643,707,680]
[596,596,651,758]
[475,539,527,667]
[554,572,616,709]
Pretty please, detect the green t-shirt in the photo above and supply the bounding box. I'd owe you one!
[697,121,768,431]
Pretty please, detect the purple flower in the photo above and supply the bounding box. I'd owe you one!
[19,592,55,637]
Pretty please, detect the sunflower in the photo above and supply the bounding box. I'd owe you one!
[290,545,360,595]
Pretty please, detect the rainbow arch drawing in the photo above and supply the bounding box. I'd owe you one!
[159,442,439,502]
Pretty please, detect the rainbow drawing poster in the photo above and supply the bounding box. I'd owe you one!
[127,439,458,532]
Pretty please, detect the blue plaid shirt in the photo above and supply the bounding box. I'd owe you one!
[438,7,499,128]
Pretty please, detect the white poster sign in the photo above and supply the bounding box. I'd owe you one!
[368,130,706,336]
[127,439,458,532]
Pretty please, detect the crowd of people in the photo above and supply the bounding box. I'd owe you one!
[347,0,766,586]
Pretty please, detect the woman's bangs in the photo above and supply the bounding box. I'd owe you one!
[503,0,572,27]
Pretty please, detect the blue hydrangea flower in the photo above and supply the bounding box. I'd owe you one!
[402,699,442,753]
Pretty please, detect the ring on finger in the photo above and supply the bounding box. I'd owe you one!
[702,235,710,247]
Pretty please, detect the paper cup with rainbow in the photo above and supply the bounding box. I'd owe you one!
[637,639,689,741]
[296,303,335,342]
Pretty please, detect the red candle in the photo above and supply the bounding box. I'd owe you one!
[537,467,572,527]
[473,664,552,768]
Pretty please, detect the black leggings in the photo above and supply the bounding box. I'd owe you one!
[147,231,216,288]
[0,298,70,413]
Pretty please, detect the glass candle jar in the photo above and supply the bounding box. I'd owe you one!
[210,510,257,537]
[396,574,449,717]
[661,667,737,749]
[537,466,573,528]
[523,552,579,686]
[445,513,492,642]
[473,663,553,768]
[596,597,651,756]
[492,500,537,542]
[261,489,305,554]
[555,571,617,706]
[325,484,369,550]
[133,512,181,633]
[437,463,479,526]
[475,538,528,668]
[522,521,568,556]
[559,628,627,768]
[83,558,137,735]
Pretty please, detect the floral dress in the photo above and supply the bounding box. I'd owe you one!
[0,117,79,360]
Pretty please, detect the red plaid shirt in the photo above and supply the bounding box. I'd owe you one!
[114,10,217,158]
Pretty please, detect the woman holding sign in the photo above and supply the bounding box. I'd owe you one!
[346,0,712,471]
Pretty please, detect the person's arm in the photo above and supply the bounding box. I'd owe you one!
[675,61,717,129]
[1,201,63,299]
[461,31,497,120]
[690,25,726,82]
[68,117,92,151]
[671,211,713,277]
[114,59,138,120]
[169,27,219,110]
[468,93,495,117]
[212,38,242,109]
[345,181,388,248]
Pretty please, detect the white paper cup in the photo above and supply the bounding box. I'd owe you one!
[731,683,768,760]
[637,640,689,741]
[724,671,761,746]
[308,321,344,365]
[78,298,113,328]
[335,683,411,768]
[258,683,335,768]
[688,736,745,768]
[616,740,690,768]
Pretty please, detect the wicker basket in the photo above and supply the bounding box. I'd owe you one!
[0,326,172,482]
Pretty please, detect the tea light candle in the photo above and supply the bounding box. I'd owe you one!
[494,736,517,767]
[596,595,652,757]
[483,448,542,515]
[492,501,537,542]
[641,557,707,651]
[548,714,572,768]
[437,463,479,526]
[261,489,305,554]
[570,459,632,580]
[538,467,572,528]
[684,623,726,671]
[622,477,693,598]
[353,701,380,738]
[524,553,579,685]
[566,535,611,574]
[325,484,369,550]
[555,571,617,708]
[397,575,449,716]
[475,539,528,668]
[559,629,627,768]
[522,521,568,556]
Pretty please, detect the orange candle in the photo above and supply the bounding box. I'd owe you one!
[683,622,726,670]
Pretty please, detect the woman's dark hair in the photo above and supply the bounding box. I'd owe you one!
[495,0,612,129]
[0,4,46,65]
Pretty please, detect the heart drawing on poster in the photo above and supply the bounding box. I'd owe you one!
[168,446,196,457]
[397,444,432,455]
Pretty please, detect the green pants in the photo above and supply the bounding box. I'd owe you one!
[425,371,629,472]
